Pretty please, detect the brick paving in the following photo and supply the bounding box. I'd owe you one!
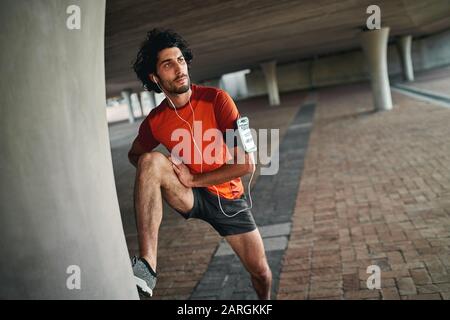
[277,83,450,300]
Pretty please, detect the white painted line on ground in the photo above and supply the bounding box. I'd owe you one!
[215,223,292,257]
[259,222,292,238]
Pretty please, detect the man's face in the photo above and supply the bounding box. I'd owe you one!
[154,47,190,94]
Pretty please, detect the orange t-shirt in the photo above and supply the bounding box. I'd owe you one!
[136,84,244,200]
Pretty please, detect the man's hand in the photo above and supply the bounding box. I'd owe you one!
[170,156,194,188]
[169,147,255,188]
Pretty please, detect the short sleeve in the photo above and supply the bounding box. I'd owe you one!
[214,90,240,133]
[136,117,159,152]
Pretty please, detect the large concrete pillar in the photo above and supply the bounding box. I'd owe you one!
[360,27,393,111]
[121,89,136,123]
[0,0,138,299]
[397,35,414,82]
[260,61,281,106]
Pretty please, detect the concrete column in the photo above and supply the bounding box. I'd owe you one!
[260,61,281,106]
[0,0,138,299]
[140,91,155,115]
[220,70,250,100]
[397,35,414,82]
[138,93,145,115]
[131,92,144,118]
[121,89,135,123]
[360,27,393,111]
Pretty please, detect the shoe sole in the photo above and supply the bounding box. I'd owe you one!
[134,275,153,297]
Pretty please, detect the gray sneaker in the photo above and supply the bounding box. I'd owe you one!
[131,256,157,297]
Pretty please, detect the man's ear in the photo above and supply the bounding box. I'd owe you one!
[149,74,158,83]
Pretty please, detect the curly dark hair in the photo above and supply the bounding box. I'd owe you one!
[133,28,193,93]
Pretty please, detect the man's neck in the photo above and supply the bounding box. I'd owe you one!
[166,88,192,109]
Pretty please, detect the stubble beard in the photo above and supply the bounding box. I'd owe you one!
[169,77,190,95]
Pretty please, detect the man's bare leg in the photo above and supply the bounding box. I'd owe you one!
[134,151,194,271]
[225,229,272,299]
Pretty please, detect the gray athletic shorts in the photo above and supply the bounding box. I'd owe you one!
[177,187,257,237]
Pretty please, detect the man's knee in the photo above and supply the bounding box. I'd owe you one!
[251,263,272,282]
[137,152,169,176]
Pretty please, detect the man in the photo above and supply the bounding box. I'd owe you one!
[129,29,272,299]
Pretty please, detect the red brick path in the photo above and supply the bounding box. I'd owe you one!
[278,83,450,300]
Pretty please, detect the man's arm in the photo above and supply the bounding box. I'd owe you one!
[171,147,255,188]
[128,138,150,168]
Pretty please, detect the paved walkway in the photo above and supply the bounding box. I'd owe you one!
[109,69,450,300]
[278,83,450,300]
